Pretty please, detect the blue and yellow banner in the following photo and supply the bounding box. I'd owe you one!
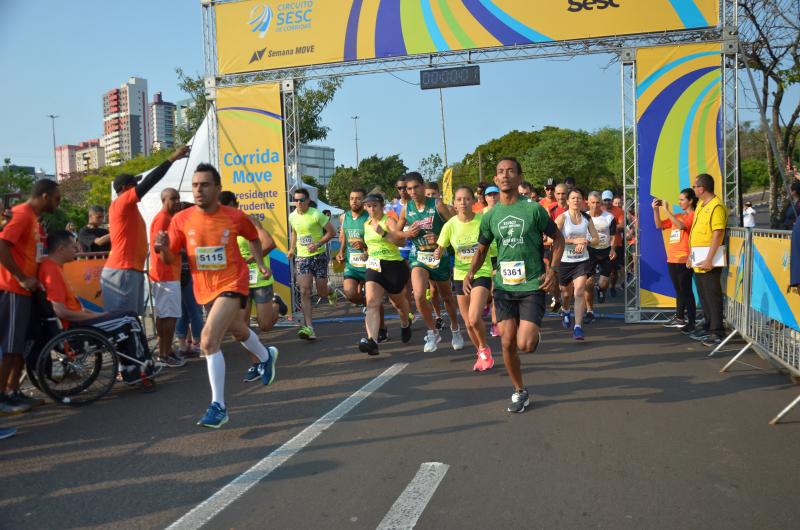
[724,234,746,304]
[217,83,292,312]
[216,0,719,74]
[636,43,723,308]
[750,235,800,331]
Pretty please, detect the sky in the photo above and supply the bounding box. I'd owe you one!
[1,0,797,176]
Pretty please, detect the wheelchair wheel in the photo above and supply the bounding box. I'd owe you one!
[36,328,119,405]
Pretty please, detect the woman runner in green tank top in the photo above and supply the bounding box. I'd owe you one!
[357,193,413,356]
[399,172,463,354]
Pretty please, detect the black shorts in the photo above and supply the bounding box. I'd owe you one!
[613,246,624,269]
[365,259,410,295]
[493,289,546,325]
[454,276,492,296]
[205,291,248,311]
[588,248,613,278]
[0,291,32,355]
[558,260,591,286]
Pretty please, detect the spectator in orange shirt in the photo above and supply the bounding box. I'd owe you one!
[149,187,185,368]
[101,145,189,315]
[0,179,60,415]
[472,182,489,213]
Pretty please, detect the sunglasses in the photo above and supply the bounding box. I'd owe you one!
[545,187,554,191]
[396,186,405,190]
[294,197,307,203]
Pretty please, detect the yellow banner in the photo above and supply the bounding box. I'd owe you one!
[751,235,800,331]
[724,234,746,303]
[216,83,292,313]
[441,167,453,205]
[216,0,718,74]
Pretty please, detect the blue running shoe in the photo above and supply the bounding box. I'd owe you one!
[573,326,585,341]
[243,363,259,383]
[562,311,572,329]
[258,346,279,386]
[197,402,228,428]
[0,427,16,440]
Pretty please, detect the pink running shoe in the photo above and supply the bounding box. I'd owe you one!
[490,324,500,337]
[472,347,495,372]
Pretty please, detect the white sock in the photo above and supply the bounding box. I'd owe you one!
[206,352,226,409]
[240,329,270,363]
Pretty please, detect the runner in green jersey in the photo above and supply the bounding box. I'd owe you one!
[335,188,386,341]
[436,186,495,372]
[399,172,463,353]
[466,158,565,414]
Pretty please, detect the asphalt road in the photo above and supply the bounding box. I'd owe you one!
[1,301,798,530]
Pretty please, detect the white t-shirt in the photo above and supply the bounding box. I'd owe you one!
[743,207,756,228]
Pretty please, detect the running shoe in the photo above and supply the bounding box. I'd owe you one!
[597,289,606,304]
[562,311,572,329]
[701,335,722,347]
[401,324,412,343]
[490,323,500,337]
[273,295,288,316]
[423,330,442,353]
[327,292,337,306]
[258,346,279,385]
[197,402,228,428]
[473,347,494,372]
[435,316,444,331]
[298,325,316,340]
[584,311,595,324]
[0,427,16,440]
[573,326,585,341]
[507,389,530,413]
[358,338,379,356]
[0,395,31,415]
[120,367,142,385]
[663,317,686,328]
[679,324,696,334]
[690,331,712,342]
[156,354,186,368]
[168,352,188,367]
[377,328,389,343]
[243,363,260,382]
[408,312,416,324]
[8,391,44,408]
[451,328,465,350]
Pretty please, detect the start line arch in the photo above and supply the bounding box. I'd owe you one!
[198,0,739,323]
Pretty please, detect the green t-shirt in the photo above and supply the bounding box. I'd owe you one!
[237,236,273,288]
[289,207,328,258]
[438,214,493,281]
[479,199,553,292]
[405,197,446,254]
[342,210,369,268]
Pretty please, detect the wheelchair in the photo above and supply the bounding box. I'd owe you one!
[25,293,160,405]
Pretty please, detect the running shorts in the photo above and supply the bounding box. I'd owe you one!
[204,291,248,312]
[152,281,181,319]
[296,253,329,279]
[493,289,546,325]
[249,284,274,304]
[588,248,613,278]
[409,251,451,282]
[343,264,366,283]
[454,276,492,296]
[0,291,32,355]
[365,260,410,295]
[558,260,591,286]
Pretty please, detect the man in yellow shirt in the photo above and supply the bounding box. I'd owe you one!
[687,173,728,346]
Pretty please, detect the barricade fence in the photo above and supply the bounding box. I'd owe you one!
[717,228,800,425]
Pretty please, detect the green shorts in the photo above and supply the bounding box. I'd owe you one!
[344,265,366,283]
[410,252,452,282]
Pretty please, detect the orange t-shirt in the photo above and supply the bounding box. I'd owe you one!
[149,210,181,282]
[472,202,486,213]
[106,188,147,271]
[549,204,567,222]
[661,212,694,263]
[0,203,42,296]
[168,205,258,305]
[38,258,83,327]
[606,205,625,247]
[538,197,556,212]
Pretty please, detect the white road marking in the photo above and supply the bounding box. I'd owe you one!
[166,362,409,530]
[376,462,450,530]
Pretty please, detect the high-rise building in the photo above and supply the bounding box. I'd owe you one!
[75,140,105,173]
[102,77,150,164]
[55,144,78,179]
[151,92,176,151]
[174,97,194,133]
[299,145,336,186]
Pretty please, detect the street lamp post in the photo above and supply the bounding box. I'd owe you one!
[351,115,360,169]
[47,114,59,179]
[439,89,448,167]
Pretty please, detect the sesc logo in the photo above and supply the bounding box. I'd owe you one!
[567,0,621,12]
[248,4,273,38]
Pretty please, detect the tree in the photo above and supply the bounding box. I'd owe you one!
[326,165,359,208]
[357,154,408,196]
[301,175,327,203]
[739,0,800,226]
[83,149,173,208]
[0,159,35,198]
[418,153,444,181]
[175,68,209,145]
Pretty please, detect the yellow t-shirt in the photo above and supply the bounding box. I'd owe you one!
[689,195,728,273]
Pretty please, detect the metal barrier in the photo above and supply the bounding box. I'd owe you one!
[713,228,800,424]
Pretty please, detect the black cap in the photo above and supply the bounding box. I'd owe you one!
[113,173,141,194]
[545,178,556,188]
[363,193,385,204]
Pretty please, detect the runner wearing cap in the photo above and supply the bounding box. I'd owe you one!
[436,186,495,371]
[154,163,278,428]
[538,179,557,212]
[399,172,464,353]
[358,193,413,355]
[556,189,599,340]
[584,191,617,322]
[465,158,565,413]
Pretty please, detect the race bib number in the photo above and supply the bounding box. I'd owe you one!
[566,244,584,258]
[457,244,478,261]
[669,229,682,244]
[298,235,314,247]
[248,266,258,284]
[367,256,381,272]
[416,251,440,268]
[500,261,526,285]
[349,252,367,268]
[196,246,227,270]
[598,233,610,246]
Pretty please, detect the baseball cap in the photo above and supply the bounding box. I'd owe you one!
[545,178,556,188]
[363,193,385,204]
[601,190,614,201]
[745,201,752,206]
[113,173,141,194]
[485,186,500,194]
